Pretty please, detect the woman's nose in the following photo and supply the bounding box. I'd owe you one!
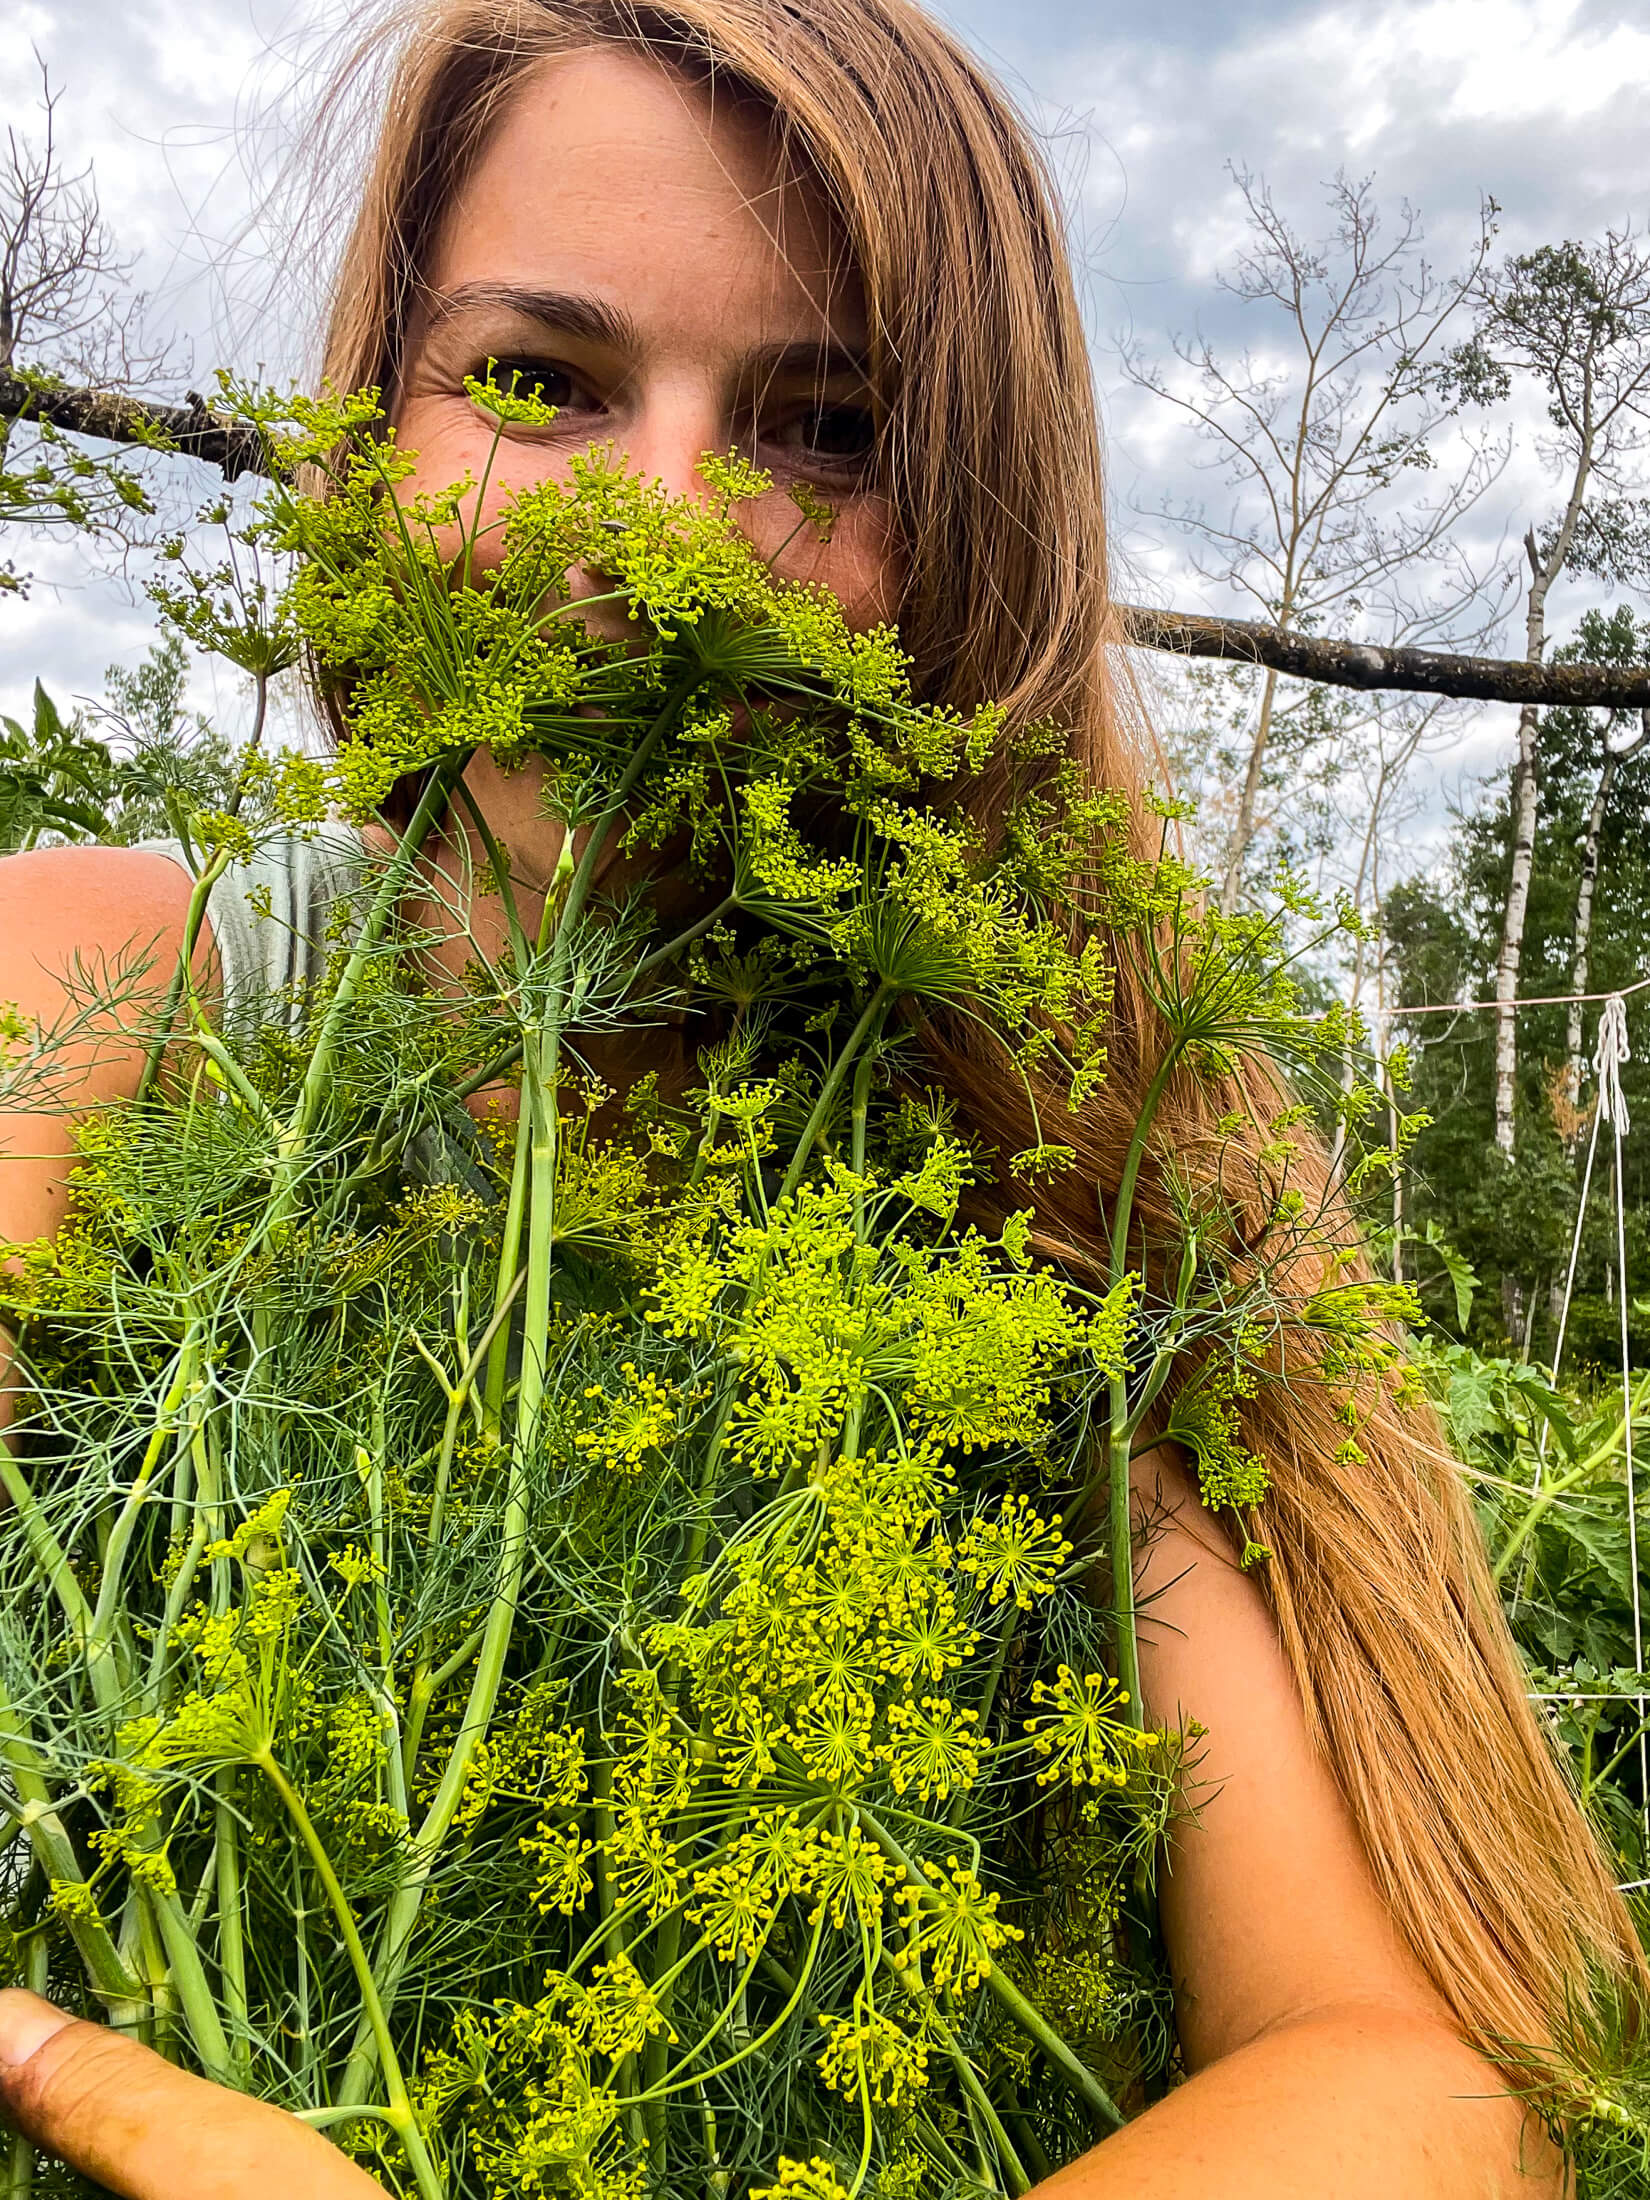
[560,387,736,642]
[618,386,729,506]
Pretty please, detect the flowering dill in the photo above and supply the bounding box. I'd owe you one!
[0,382,1419,2200]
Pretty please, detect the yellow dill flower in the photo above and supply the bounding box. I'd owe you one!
[1024,1666,1158,1789]
[798,1822,894,1930]
[875,1585,976,1686]
[1163,1361,1268,1511]
[956,1493,1073,1610]
[206,1486,293,1567]
[574,1362,679,1474]
[882,1695,982,1801]
[893,1857,1022,1995]
[520,1823,596,1917]
[817,2006,931,2104]
[566,1952,678,2061]
[750,2159,854,2200]
[789,1692,878,1792]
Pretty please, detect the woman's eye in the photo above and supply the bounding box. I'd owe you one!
[773,404,877,469]
[470,358,590,414]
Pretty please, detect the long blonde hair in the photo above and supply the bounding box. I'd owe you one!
[313,0,1649,2071]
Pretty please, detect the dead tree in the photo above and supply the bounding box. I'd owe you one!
[1122,170,1503,915]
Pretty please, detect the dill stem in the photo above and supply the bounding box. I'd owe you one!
[0,1446,92,1642]
[1102,1044,1181,1726]
[6,1921,46,2196]
[214,1776,251,2082]
[256,1750,444,2200]
[266,754,469,1237]
[482,1101,532,1428]
[943,2032,1025,2196]
[0,1679,140,2011]
[855,1806,1123,2134]
[146,1886,234,2082]
[135,843,235,1105]
[88,1328,202,1680]
[778,985,896,1204]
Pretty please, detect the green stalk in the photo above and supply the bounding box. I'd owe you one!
[1101,1046,1181,1723]
[0,1682,141,2013]
[88,1330,202,1681]
[135,845,235,1104]
[256,1751,445,2200]
[940,2031,1026,2196]
[214,1775,251,2082]
[482,1102,533,1429]
[264,755,470,1238]
[147,1883,233,2083]
[6,1917,47,2196]
[0,1448,94,1644]
[856,1806,1122,2133]
[777,985,895,1204]
[1491,1401,1646,1581]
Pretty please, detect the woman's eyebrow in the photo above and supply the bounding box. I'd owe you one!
[745,338,872,385]
[425,281,642,352]
[425,283,866,380]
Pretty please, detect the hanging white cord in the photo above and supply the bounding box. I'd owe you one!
[1532,1093,1605,1492]
[1593,995,1650,1847]
[1510,1018,1612,1634]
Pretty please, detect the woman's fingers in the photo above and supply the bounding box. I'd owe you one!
[0,1990,388,2199]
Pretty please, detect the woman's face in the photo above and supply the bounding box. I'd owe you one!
[395,47,903,634]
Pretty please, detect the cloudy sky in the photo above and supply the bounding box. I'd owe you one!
[5,0,1650,863]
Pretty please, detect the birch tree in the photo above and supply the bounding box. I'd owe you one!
[1446,234,1650,1156]
[1123,169,1503,913]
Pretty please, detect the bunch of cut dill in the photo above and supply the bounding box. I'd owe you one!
[0,380,1434,2200]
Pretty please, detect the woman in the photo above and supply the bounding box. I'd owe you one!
[0,4,1637,2193]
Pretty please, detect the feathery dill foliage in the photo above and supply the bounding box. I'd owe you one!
[0,373,1439,2199]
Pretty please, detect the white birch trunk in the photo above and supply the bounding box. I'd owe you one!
[1494,697,1542,1154]
[1493,464,1594,1155]
[1563,758,1613,1115]
[1218,665,1279,917]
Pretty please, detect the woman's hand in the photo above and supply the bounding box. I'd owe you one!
[0,1992,387,2199]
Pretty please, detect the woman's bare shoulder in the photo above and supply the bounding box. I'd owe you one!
[0,844,203,998]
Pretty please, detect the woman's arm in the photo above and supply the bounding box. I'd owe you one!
[0,845,212,1246]
[1070,1448,1563,2198]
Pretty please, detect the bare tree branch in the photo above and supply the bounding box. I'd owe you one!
[1121,604,1650,706]
[0,371,267,479]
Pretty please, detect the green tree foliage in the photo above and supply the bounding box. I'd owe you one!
[1387,612,1650,1364]
[0,638,243,856]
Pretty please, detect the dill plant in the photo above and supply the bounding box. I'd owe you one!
[0,376,1420,2200]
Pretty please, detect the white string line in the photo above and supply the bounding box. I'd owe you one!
[1530,1693,1650,1702]
[1526,1091,1605,1506]
[1593,995,1650,1847]
[1397,969,1650,1017]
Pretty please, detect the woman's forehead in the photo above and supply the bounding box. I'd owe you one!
[424,46,867,353]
